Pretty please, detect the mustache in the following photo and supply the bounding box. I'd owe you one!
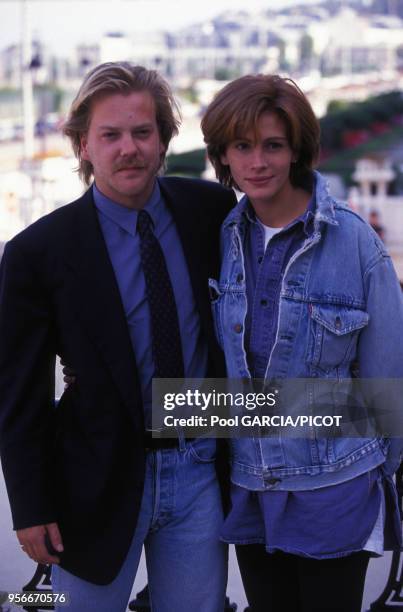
[114,160,146,172]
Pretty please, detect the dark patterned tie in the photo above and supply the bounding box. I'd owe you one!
[137,209,184,378]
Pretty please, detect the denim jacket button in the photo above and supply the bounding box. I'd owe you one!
[265,478,282,486]
[234,323,243,333]
[236,273,244,283]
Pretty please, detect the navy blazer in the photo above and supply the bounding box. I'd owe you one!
[0,177,236,584]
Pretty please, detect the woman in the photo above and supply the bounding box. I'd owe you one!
[201,75,403,612]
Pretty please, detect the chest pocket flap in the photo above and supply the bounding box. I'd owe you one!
[311,304,369,336]
[309,304,369,373]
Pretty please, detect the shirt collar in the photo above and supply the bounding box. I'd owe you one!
[241,181,316,237]
[93,181,162,237]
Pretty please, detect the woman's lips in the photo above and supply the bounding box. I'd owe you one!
[245,176,274,185]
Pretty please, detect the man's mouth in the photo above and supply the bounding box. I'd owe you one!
[116,165,145,173]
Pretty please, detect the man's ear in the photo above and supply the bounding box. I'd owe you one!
[80,134,89,161]
[159,144,167,167]
[159,140,166,158]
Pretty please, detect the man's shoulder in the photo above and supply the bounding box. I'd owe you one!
[159,176,235,203]
[8,189,91,251]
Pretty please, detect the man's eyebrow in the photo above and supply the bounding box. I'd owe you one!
[97,125,120,130]
[97,123,154,130]
[132,123,154,130]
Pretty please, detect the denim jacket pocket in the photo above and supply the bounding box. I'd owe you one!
[208,278,224,349]
[309,304,369,373]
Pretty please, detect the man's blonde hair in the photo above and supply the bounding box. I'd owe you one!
[63,62,181,185]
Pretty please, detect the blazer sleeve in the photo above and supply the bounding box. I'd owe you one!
[0,239,57,529]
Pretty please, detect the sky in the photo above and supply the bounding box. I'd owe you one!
[0,0,318,54]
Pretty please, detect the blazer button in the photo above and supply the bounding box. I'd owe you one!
[234,323,243,333]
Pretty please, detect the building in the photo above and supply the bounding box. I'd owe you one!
[351,155,403,280]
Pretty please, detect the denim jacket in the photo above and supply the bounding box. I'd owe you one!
[209,171,403,491]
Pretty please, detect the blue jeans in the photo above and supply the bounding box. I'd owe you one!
[52,438,227,612]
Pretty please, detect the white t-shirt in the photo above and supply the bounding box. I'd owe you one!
[257,218,283,250]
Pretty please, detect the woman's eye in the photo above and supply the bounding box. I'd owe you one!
[266,141,283,150]
[235,142,249,151]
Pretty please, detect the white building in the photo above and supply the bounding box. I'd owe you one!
[350,156,403,280]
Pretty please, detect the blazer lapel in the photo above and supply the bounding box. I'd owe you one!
[64,189,144,432]
[158,179,216,355]
[158,179,209,310]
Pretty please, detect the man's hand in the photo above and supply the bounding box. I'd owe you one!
[17,522,64,565]
[61,359,76,389]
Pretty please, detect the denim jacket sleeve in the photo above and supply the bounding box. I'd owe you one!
[358,246,403,475]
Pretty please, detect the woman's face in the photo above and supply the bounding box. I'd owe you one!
[221,111,296,207]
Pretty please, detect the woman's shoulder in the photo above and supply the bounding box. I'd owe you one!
[332,201,388,257]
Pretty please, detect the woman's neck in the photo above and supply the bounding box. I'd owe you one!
[251,186,312,228]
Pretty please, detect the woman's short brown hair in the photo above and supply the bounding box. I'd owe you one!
[201,74,320,190]
[63,62,181,185]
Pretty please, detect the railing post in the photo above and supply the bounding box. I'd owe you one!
[21,563,54,611]
[368,463,403,610]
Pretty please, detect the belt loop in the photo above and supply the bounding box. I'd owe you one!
[178,427,187,452]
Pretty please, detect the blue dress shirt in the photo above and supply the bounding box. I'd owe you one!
[93,181,208,427]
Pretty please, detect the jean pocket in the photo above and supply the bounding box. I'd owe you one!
[208,278,224,349]
[188,438,217,463]
[309,303,369,373]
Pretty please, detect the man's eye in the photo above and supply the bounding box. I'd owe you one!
[103,132,118,139]
[135,129,151,138]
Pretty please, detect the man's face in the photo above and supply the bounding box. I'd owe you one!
[81,91,165,209]
[221,111,296,209]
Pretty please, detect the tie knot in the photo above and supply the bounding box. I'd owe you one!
[137,210,153,237]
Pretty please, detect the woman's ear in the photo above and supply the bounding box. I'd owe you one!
[220,153,229,166]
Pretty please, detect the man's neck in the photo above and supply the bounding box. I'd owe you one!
[93,180,158,211]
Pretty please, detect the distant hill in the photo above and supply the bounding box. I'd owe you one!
[279,0,403,19]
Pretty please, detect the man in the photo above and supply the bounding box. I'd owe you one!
[0,62,236,612]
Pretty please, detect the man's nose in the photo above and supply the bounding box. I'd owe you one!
[120,133,139,156]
